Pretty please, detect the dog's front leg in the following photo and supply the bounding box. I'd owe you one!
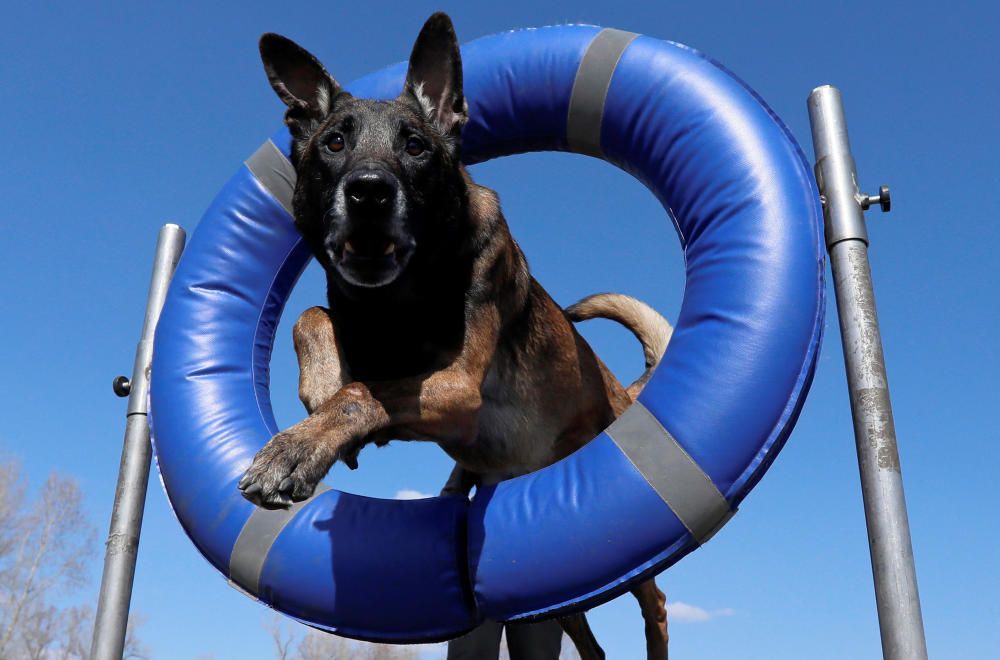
[236,307,353,509]
[239,303,500,508]
[293,306,351,414]
[239,367,486,507]
[238,380,390,507]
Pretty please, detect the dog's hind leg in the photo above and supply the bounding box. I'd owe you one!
[293,306,351,414]
[558,612,605,660]
[439,463,478,497]
[632,578,668,659]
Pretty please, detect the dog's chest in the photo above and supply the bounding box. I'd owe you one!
[335,299,464,380]
[442,360,563,483]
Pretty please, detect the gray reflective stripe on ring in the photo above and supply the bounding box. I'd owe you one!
[566,28,639,158]
[245,139,297,216]
[606,403,734,544]
[229,483,331,595]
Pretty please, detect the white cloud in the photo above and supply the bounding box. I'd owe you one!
[667,601,736,623]
[394,488,434,500]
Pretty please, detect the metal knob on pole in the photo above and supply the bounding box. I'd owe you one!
[91,224,186,660]
[807,86,928,660]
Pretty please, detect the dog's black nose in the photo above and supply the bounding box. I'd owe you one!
[344,170,397,216]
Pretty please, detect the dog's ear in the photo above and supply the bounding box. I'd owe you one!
[403,13,468,136]
[259,33,342,137]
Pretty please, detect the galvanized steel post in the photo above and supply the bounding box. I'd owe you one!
[91,224,186,660]
[808,86,928,660]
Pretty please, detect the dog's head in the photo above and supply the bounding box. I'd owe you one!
[259,13,469,291]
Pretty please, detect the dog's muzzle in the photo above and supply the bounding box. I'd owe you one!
[325,168,414,287]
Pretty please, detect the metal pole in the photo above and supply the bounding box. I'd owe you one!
[91,224,186,660]
[807,86,928,660]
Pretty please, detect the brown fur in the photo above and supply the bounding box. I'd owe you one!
[241,13,673,658]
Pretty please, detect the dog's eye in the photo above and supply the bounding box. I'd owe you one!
[405,136,425,157]
[327,134,345,153]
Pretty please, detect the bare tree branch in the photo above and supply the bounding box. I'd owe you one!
[269,614,301,660]
[61,605,93,660]
[266,615,423,660]
[0,459,149,659]
[0,470,95,656]
[295,630,354,660]
[19,602,56,660]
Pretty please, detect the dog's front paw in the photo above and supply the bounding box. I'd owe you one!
[238,432,335,508]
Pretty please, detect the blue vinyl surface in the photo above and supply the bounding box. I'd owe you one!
[150,25,823,640]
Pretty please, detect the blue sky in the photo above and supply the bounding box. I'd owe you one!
[1,1,998,658]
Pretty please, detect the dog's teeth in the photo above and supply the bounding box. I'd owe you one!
[344,241,356,254]
[383,242,396,255]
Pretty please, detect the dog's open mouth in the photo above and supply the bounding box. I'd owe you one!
[344,239,396,256]
[332,236,415,288]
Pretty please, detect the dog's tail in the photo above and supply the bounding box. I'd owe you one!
[565,293,672,400]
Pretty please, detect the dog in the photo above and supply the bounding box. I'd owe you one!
[238,13,672,659]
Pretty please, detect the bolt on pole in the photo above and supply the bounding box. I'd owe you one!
[91,224,186,660]
[807,85,928,660]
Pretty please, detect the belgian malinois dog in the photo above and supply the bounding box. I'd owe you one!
[238,13,671,659]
